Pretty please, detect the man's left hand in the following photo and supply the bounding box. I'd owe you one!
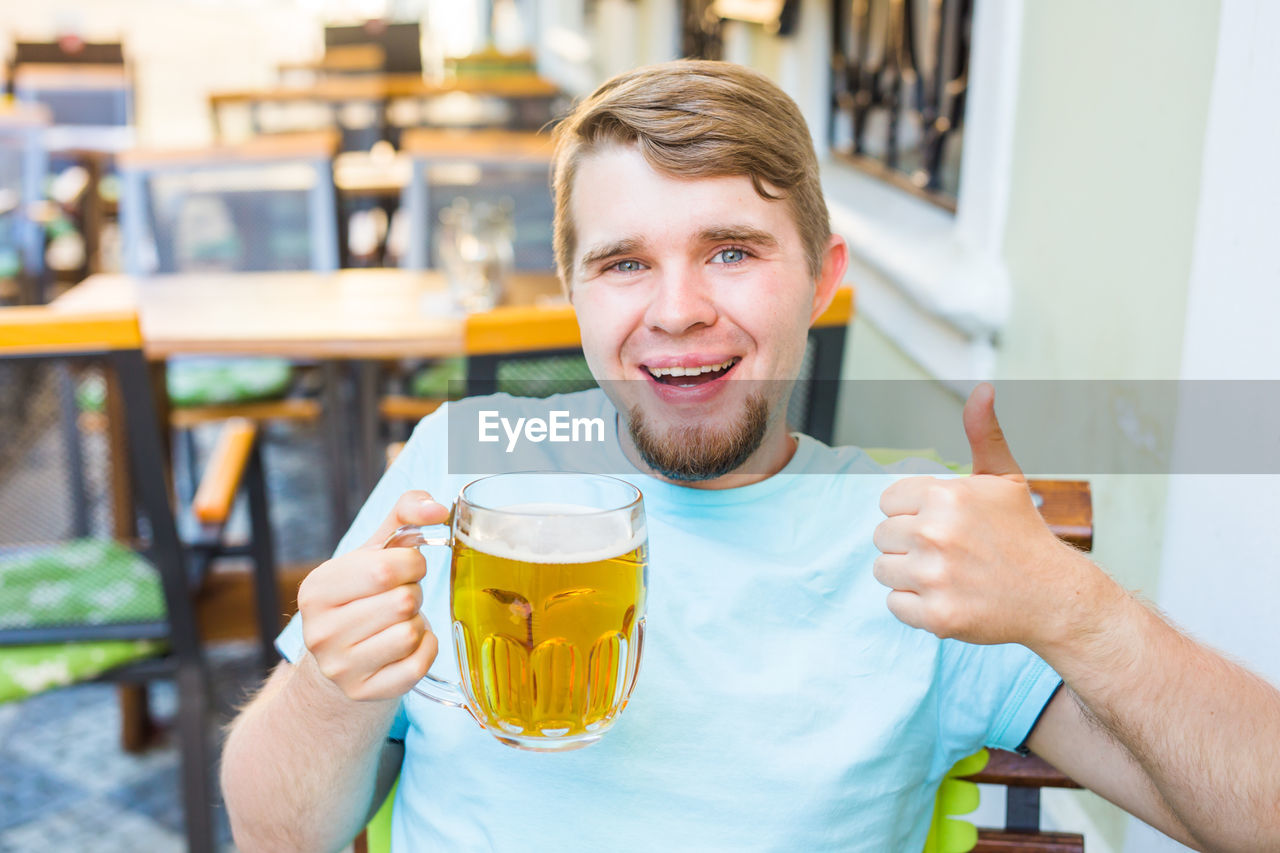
[872,383,1099,650]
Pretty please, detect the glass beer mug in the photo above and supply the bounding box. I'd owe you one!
[384,472,647,752]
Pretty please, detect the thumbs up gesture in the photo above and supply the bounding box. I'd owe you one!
[873,384,1090,649]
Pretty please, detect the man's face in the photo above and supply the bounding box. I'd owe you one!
[567,143,841,481]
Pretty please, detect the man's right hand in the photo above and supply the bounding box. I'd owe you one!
[296,491,449,701]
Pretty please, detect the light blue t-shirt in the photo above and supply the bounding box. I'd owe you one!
[277,389,1061,852]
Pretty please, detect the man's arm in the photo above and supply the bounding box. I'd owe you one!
[220,492,445,852]
[1025,563,1280,851]
[874,384,1280,850]
[220,658,401,852]
[1026,688,1198,848]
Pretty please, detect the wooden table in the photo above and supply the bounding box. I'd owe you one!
[210,73,561,107]
[210,73,564,149]
[52,269,566,530]
[51,268,564,358]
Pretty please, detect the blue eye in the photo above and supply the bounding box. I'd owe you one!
[613,259,644,273]
[712,247,748,264]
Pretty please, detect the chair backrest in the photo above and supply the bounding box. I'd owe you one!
[324,22,423,74]
[12,63,133,128]
[398,128,555,273]
[12,41,126,68]
[0,103,51,299]
[118,131,341,275]
[0,307,201,658]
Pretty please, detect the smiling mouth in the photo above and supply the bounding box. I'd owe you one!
[644,357,741,387]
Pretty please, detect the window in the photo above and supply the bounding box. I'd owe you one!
[830,0,973,212]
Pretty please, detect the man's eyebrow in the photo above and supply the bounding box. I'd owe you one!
[579,237,646,269]
[698,225,779,250]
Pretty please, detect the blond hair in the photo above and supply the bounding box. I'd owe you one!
[551,59,830,284]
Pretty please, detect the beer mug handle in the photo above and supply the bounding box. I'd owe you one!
[383,521,468,709]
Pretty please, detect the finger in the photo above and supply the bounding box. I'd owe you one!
[307,583,423,652]
[344,614,430,679]
[362,490,451,549]
[358,627,440,700]
[879,476,933,517]
[871,553,916,591]
[963,383,1024,480]
[885,589,927,630]
[872,516,917,555]
[302,547,426,609]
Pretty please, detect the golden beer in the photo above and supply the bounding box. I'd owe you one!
[388,473,647,750]
[450,526,648,746]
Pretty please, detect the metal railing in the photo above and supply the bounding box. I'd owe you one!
[830,0,972,211]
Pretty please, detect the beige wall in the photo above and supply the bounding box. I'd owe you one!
[836,2,1222,849]
[1000,0,1220,597]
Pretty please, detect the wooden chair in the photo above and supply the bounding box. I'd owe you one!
[0,306,280,853]
[952,748,1085,852]
[397,128,555,272]
[116,131,341,489]
[118,130,340,276]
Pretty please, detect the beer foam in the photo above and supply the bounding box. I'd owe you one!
[458,502,645,565]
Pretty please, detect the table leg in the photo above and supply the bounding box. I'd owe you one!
[356,359,382,500]
[320,360,351,548]
[106,363,157,752]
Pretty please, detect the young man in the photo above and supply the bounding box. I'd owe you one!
[221,61,1280,851]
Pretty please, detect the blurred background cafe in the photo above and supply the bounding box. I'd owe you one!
[0,1,1277,852]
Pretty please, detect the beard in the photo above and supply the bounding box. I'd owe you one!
[626,392,771,481]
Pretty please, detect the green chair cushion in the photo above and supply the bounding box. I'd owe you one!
[0,539,165,629]
[923,749,987,853]
[166,356,293,407]
[75,372,108,414]
[0,244,20,279]
[0,539,169,704]
[863,447,971,475]
[408,355,598,402]
[409,357,465,399]
[365,777,398,853]
[0,639,167,704]
[496,355,596,397]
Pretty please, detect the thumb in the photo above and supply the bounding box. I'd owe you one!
[963,383,1024,479]
[363,490,451,549]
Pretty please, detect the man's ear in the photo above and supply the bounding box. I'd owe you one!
[808,233,848,326]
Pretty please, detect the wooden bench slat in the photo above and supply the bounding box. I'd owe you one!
[961,749,1082,790]
[1028,479,1092,551]
[974,829,1084,853]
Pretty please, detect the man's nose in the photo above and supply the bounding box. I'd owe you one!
[642,268,718,335]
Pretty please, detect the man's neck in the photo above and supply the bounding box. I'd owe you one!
[616,414,799,490]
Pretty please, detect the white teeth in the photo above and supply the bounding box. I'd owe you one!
[646,358,737,378]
